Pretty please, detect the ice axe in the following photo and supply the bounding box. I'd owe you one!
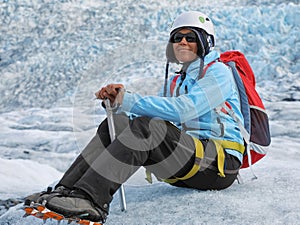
[104,98,127,212]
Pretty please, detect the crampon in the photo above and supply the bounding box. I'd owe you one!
[23,202,103,225]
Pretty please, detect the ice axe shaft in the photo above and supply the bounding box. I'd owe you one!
[104,99,127,212]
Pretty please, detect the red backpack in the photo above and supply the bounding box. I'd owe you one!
[219,51,271,169]
[171,51,271,170]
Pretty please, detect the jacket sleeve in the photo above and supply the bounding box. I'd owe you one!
[120,62,234,123]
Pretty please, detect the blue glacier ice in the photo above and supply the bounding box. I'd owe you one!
[1,0,299,112]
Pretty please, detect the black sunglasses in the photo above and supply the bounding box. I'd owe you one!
[172,32,197,43]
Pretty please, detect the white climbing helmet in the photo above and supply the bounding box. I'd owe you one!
[166,11,216,63]
[170,11,215,44]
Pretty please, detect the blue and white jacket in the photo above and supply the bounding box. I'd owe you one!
[120,50,244,162]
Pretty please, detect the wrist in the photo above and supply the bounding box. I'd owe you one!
[112,88,126,110]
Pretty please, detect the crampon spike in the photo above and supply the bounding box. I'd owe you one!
[22,203,102,225]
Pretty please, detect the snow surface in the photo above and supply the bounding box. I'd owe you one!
[0,0,299,224]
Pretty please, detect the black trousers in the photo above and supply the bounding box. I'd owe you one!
[57,114,240,212]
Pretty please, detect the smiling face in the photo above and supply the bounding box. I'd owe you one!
[172,28,198,63]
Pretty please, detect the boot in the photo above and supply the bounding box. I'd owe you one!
[24,186,71,206]
[45,189,107,223]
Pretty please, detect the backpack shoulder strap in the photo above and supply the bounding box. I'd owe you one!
[200,60,217,79]
[170,75,180,96]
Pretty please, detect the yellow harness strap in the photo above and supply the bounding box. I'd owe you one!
[214,140,245,177]
[163,138,204,184]
[177,138,204,180]
[219,140,245,154]
[147,139,245,184]
[213,140,226,177]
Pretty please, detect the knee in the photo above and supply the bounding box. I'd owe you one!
[130,116,154,138]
